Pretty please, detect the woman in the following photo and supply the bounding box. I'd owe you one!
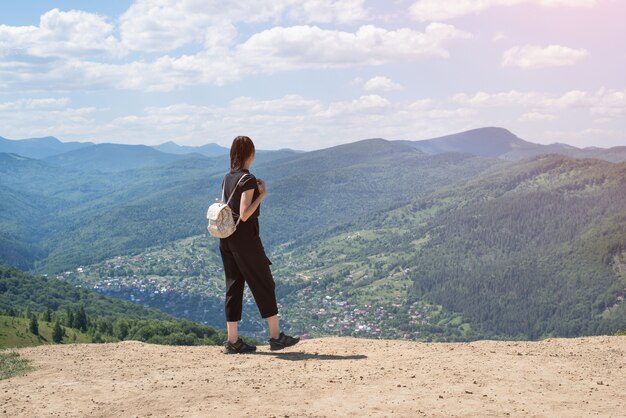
[219,136,300,354]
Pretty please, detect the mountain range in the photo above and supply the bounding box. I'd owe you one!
[405,127,626,162]
[2,127,625,172]
[0,135,92,159]
[1,126,625,341]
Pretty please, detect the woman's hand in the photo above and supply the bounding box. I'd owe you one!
[257,178,267,195]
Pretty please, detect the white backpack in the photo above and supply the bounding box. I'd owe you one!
[206,174,251,238]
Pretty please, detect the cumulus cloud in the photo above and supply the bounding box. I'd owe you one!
[410,0,599,21]
[236,23,471,71]
[452,88,626,118]
[588,88,626,118]
[3,88,623,149]
[452,90,542,107]
[0,97,70,111]
[1,93,479,149]
[502,44,588,69]
[363,76,403,92]
[119,0,368,52]
[316,95,391,118]
[0,20,471,92]
[518,111,557,121]
[0,102,100,139]
[0,8,123,58]
[286,0,368,24]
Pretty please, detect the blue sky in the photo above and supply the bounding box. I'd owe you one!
[0,0,624,150]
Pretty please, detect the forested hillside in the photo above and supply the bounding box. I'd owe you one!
[57,155,626,341]
[344,154,626,338]
[1,130,625,341]
[233,154,626,340]
[0,266,169,318]
[0,139,504,273]
[0,266,231,348]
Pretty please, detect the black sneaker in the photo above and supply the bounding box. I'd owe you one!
[269,332,300,351]
[223,338,257,354]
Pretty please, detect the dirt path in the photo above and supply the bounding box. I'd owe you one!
[2,336,625,417]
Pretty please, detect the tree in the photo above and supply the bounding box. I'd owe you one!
[73,305,88,332]
[65,306,74,328]
[53,320,64,343]
[43,308,52,323]
[29,315,39,335]
[114,319,129,340]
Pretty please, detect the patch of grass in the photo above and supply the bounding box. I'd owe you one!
[0,351,32,380]
[0,315,92,349]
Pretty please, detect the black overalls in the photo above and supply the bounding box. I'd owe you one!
[219,169,278,322]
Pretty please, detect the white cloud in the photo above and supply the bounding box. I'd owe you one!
[409,0,599,21]
[0,21,471,92]
[425,107,477,119]
[452,88,626,119]
[236,23,472,71]
[502,44,588,69]
[0,104,101,139]
[103,95,481,148]
[452,90,541,106]
[316,95,391,118]
[588,88,626,118]
[0,97,70,111]
[287,0,368,23]
[0,93,479,149]
[518,111,557,121]
[409,98,436,109]
[3,88,623,150]
[363,76,403,92]
[229,95,324,114]
[119,0,368,52]
[0,8,123,58]
[492,32,506,41]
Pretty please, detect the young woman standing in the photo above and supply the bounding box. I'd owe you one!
[219,136,299,354]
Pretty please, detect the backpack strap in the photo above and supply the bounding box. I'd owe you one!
[223,173,252,206]
[223,173,253,228]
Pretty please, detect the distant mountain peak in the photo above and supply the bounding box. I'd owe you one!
[408,126,533,157]
[0,135,92,159]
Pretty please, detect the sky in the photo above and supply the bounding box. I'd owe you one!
[0,0,624,151]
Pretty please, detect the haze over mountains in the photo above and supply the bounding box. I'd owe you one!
[1,126,625,341]
[2,127,625,169]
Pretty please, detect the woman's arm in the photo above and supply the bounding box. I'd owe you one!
[239,178,266,222]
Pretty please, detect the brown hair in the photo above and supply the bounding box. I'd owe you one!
[230,136,255,171]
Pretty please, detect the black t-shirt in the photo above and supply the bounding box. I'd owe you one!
[222,168,260,221]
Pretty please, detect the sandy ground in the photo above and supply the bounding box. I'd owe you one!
[2,336,625,417]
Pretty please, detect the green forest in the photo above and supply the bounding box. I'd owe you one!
[358,155,626,338]
[1,134,626,343]
[0,267,231,348]
[0,141,503,273]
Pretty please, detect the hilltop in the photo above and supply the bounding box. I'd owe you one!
[4,336,625,417]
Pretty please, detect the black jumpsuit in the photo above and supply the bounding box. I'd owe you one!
[219,168,278,322]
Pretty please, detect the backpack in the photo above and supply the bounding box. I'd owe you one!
[206,173,251,238]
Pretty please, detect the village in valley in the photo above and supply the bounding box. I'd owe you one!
[57,234,475,341]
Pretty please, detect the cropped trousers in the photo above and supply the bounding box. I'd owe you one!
[219,219,278,322]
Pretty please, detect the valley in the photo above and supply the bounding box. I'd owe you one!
[58,235,474,341]
[2,127,625,343]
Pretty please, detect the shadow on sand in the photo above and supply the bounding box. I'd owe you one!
[251,351,367,361]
